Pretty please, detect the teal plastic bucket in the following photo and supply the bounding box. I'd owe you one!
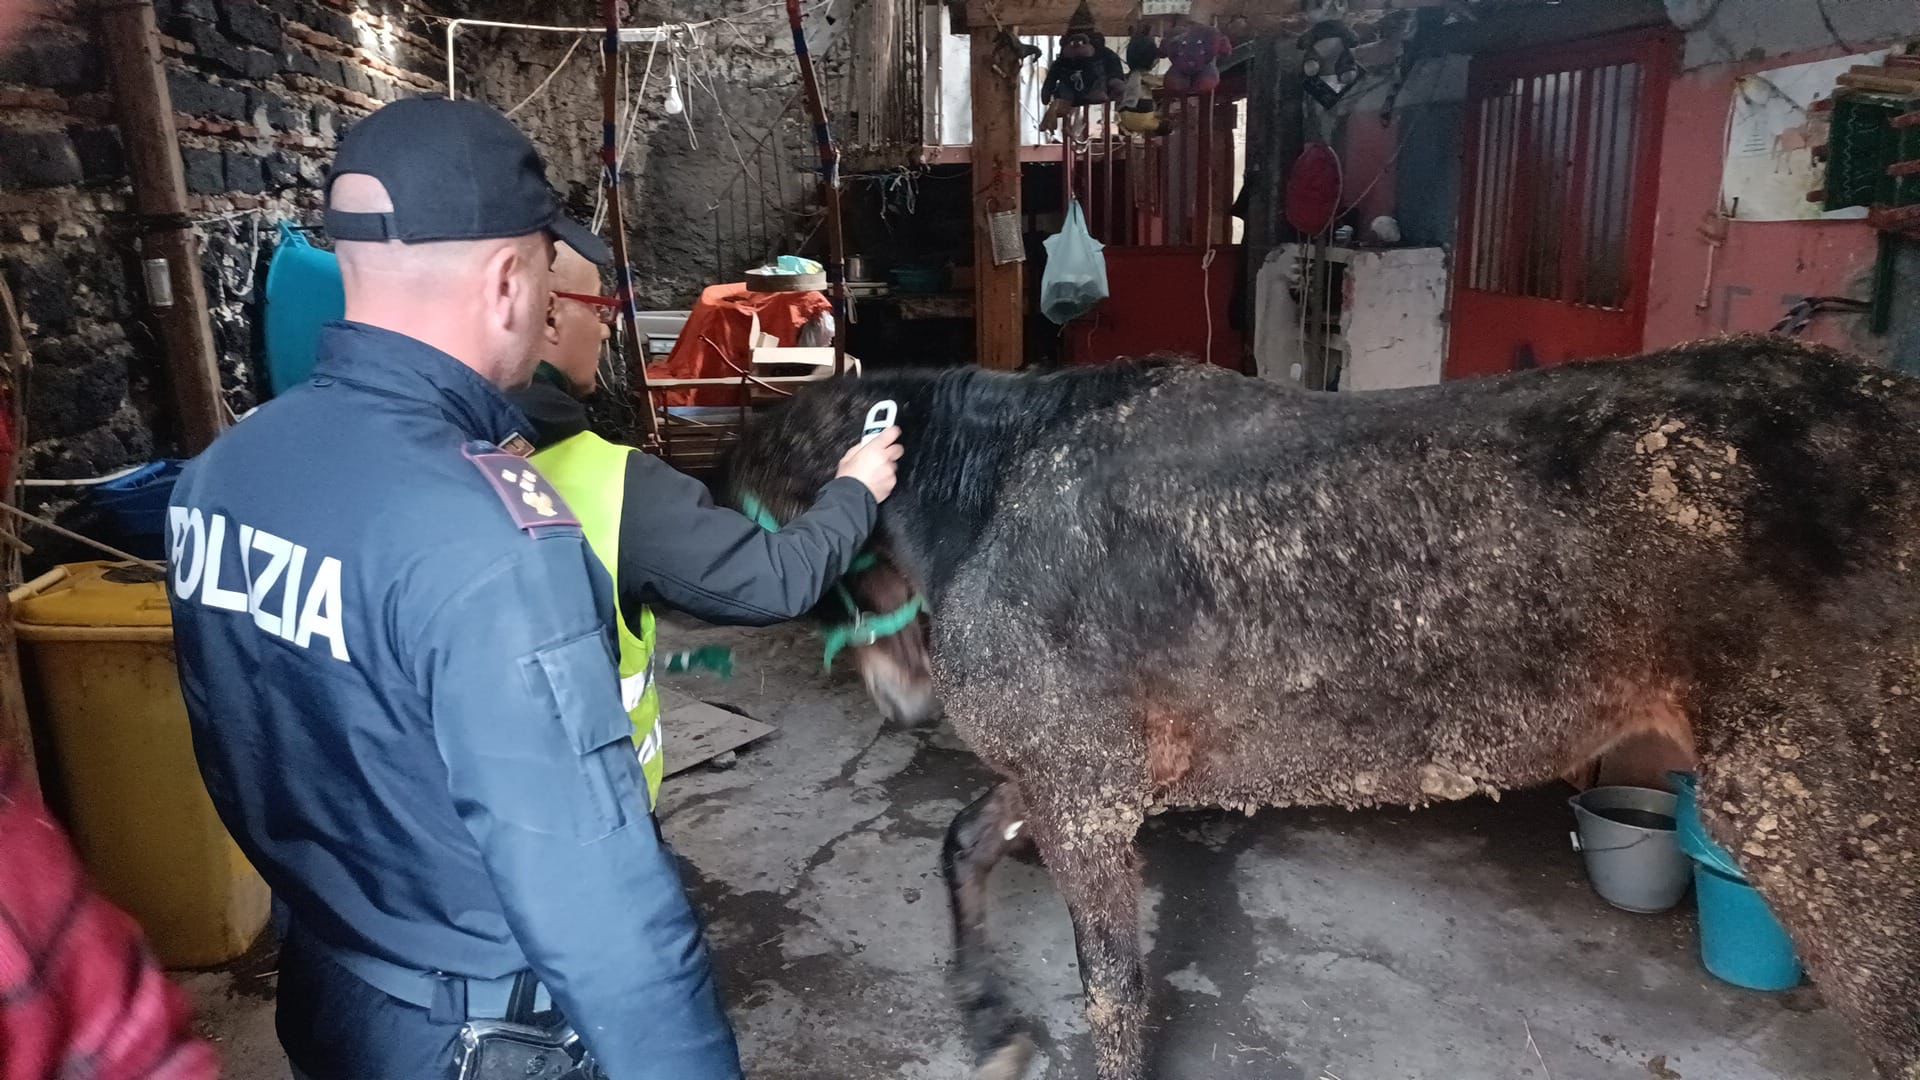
[1693,862,1803,991]
[1668,771,1743,878]
[263,222,346,397]
[1671,771,1803,990]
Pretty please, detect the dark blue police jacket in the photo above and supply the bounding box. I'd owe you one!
[166,321,741,1078]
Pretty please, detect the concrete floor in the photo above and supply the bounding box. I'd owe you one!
[182,617,1878,1080]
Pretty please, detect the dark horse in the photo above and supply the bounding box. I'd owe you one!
[726,336,1920,1080]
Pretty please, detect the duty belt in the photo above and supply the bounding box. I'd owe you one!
[313,936,554,1023]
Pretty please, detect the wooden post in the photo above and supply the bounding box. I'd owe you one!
[99,0,224,455]
[0,591,35,797]
[970,29,1024,371]
[1244,34,1304,376]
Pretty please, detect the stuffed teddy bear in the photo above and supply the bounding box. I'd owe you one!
[1041,1,1126,129]
[1299,19,1364,108]
[1162,19,1231,94]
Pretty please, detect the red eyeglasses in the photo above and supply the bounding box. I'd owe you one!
[553,290,622,326]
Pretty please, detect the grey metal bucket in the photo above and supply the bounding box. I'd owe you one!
[1569,786,1690,913]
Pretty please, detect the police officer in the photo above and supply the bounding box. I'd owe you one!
[167,98,774,1079]
[512,245,901,802]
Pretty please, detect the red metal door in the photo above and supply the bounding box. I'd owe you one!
[1446,32,1675,379]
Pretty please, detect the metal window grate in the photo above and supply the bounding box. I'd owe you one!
[1464,60,1645,310]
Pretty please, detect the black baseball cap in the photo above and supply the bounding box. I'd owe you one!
[324,96,611,266]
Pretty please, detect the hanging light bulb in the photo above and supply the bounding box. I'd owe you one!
[663,69,684,116]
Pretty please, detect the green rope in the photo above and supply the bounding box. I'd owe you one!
[741,490,923,671]
[821,594,925,672]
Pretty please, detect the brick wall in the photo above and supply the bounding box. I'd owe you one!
[0,0,825,564]
[0,0,450,491]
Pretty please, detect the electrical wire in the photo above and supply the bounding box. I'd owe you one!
[1812,0,1855,52]
[505,32,586,116]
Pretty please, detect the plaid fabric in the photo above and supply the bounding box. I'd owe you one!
[0,758,219,1080]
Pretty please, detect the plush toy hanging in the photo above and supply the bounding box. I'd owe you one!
[1124,25,1162,79]
[1117,24,1164,135]
[1300,19,1365,109]
[1041,0,1127,130]
[1161,18,1230,94]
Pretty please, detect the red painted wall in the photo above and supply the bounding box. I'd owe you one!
[1063,247,1245,370]
[1643,46,1886,358]
[1341,111,1399,228]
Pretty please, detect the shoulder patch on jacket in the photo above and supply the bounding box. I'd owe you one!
[463,443,581,532]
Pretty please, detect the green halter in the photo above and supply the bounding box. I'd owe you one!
[742,494,925,670]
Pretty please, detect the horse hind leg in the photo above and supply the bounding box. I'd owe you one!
[1738,789,1920,1079]
[943,781,1038,1080]
[1021,786,1149,1080]
[1695,666,1920,1078]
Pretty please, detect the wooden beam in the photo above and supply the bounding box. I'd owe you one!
[915,143,1067,166]
[960,0,1309,35]
[100,0,224,455]
[971,29,1024,371]
[1838,72,1920,97]
[962,0,1133,34]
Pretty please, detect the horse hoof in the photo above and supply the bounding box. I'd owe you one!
[973,1034,1037,1080]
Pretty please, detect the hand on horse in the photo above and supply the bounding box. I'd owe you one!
[836,426,903,503]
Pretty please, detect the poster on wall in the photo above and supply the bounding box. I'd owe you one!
[1720,48,1888,222]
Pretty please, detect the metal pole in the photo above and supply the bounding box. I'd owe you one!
[1200,90,1215,246]
[1102,102,1114,242]
[786,0,848,374]
[602,0,662,448]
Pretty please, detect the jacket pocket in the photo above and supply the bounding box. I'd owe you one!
[526,633,641,839]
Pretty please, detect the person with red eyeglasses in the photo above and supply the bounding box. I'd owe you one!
[552,284,623,327]
[509,245,900,803]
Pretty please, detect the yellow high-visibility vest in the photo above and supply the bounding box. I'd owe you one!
[531,431,663,804]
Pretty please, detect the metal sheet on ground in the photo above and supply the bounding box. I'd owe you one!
[660,687,772,776]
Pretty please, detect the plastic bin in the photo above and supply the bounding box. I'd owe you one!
[1669,771,1802,990]
[1669,770,1744,877]
[89,460,182,562]
[11,562,269,967]
[263,221,345,396]
[1693,861,1804,991]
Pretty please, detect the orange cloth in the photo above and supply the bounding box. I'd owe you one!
[648,284,832,406]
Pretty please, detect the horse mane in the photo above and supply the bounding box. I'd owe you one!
[724,357,1194,600]
[727,357,1186,522]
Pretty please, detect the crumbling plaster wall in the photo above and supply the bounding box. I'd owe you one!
[1667,0,1912,71]
[458,0,833,308]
